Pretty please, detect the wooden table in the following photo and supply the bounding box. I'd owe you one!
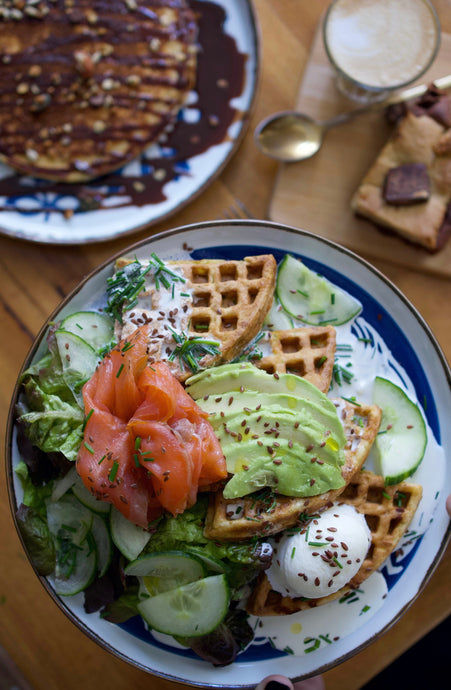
[1,2,450,689]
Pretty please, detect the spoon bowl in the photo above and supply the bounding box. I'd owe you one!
[255,111,324,162]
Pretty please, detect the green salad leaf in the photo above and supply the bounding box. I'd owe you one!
[15,460,54,515]
[16,503,56,576]
[17,337,84,462]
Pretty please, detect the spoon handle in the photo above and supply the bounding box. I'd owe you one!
[321,74,451,130]
[385,74,451,105]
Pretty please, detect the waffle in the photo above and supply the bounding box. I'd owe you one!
[253,326,336,393]
[351,111,451,251]
[0,0,198,182]
[246,470,422,616]
[115,255,277,381]
[203,399,382,541]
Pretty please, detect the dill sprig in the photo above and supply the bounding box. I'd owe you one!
[168,330,220,373]
[106,259,152,323]
[105,254,186,323]
[150,252,186,290]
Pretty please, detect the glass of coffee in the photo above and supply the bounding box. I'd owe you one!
[323,0,441,103]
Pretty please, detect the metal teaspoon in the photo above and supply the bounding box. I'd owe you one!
[255,75,451,163]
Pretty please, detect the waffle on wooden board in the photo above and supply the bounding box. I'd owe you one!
[115,255,277,381]
[246,471,423,616]
[352,109,451,252]
[0,0,198,182]
[204,399,382,541]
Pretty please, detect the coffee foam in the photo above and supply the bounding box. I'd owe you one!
[325,0,439,88]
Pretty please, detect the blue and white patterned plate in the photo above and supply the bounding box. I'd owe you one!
[7,221,451,687]
[0,1,259,245]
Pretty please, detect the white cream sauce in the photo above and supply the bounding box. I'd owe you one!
[118,261,193,363]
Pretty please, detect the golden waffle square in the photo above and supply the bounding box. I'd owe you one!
[203,399,382,541]
[0,1,198,182]
[351,112,451,251]
[254,326,336,393]
[115,255,277,381]
[245,470,422,616]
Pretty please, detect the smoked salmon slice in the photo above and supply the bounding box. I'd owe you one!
[76,326,226,528]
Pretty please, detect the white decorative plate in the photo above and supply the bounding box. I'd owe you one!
[7,220,451,687]
[0,1,259,245]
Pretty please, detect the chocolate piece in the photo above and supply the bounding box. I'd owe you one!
[383,162,430,206]
[386,84,451,128]
[410,84,451,127]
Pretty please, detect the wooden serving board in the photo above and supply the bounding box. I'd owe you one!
[268,21,451,279]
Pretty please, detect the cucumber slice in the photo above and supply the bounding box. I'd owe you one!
[276,254,362,326]
[373,376,427,485]
[91,514,113,577]
[51,465,78,502]
[72,476,111,515]
[126,551,206,595]
[138,574,229,637]
[60,311,114,353]
[263,298,294,330]
[53,534,97,596]
[46,494,93,547]
[54,329,100,405]
[46,494,97,596]
[110,506,151,561]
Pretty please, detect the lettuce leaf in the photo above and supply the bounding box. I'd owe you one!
[17,340,84,462]
[15,460,53,515]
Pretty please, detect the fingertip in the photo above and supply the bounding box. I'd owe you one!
[254,675,294,690]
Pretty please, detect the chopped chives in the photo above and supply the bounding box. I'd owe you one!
[341,395,359,405]
[84,441,94,454]
[109,460,119,482]
[116,363,124,378]
[61,524,77,533]
[82,408,94,430]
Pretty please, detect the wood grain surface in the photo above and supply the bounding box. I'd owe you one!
[1,2,450,690]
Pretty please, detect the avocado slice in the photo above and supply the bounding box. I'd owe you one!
[198,390,346,449]
[212,407,344,474]
[187,362,347,500]
[186,363,338,416]
[222,440,345,499]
